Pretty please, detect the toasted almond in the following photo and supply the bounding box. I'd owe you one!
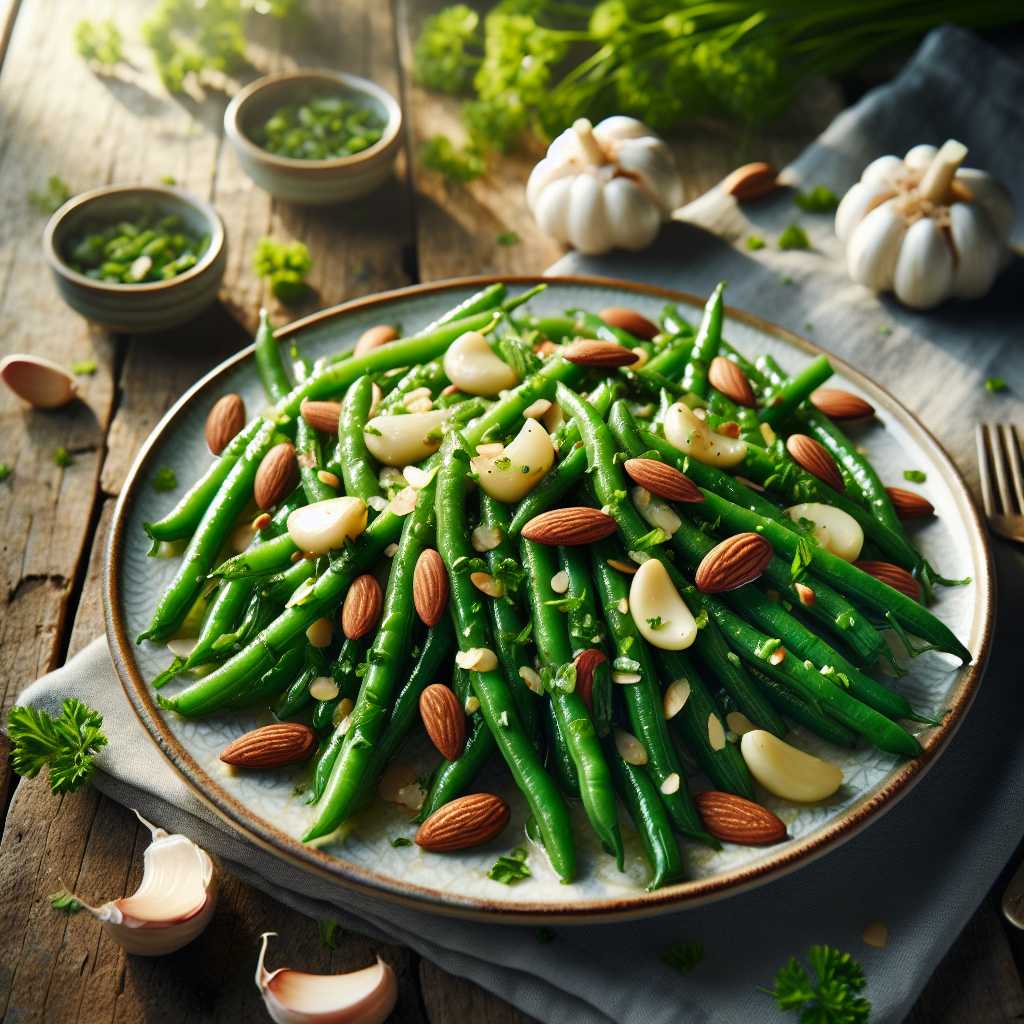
[534,339,559,356]
[613,727,647,765]
[342,574,383,639]
[693,790,787,844]
[573,649,607,716]
[794,583,816,607]
[440,383,460,397]
[521,507,619,546]
[624,458,704,503]
[563,339,639,367]
[254,442,299,510]
[402,465,433,490]
[205,393,246,455]
[301,398,343,434]
[309,675,339,701]
[598,307,659,340]
[0,353,78,409]
[607,558,639,575]
[663,678,690,719]
[419,683,466,762]
[219,723,316,768]
[332,696,354,728]
[252,513,271,531]
[406,396,433,414]
[519,665,544,694]
[455,647,498,673]
[317,469,339,487]
[414,548,449,626]
[471,524,503,552]
[464,695,480,714]
[862,921,889,948]
[717,420,740,438]
[886,486,935,519]
[415,793,511,851]
[708,357,755,407]
[471,571,505,599]
[476,442,504,458]
[854,560,920,600]
[354,324,399,357]
[695,532,774,593]
[811,388,875,420]
[721,162,778,202]
[769,646,786,666]
[550,570,570,594]
[306,617,333,648]
[660,773,680,795]
[786,434,845,492]
[523,398,552,419]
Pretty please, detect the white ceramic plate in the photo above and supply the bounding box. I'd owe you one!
[106,277,993,921]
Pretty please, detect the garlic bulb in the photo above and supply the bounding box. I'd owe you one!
[79,811,217,955]
[256,933,398,1024]
[836,139,1014,310]
[527,116,682,256]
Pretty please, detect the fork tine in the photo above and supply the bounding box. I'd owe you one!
[992,424,1016,516]
[976,424,996,516]
[1001,424,1024,514]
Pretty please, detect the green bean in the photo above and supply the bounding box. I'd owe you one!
[511,315,579,343]
[567,308,642,348]
[257,485,306,542]
[336,376,383,506]
[208,589,282,658]
[274,645,327,720]
[295,414,337,505]
[176,579,253,674]
[215,533,300,581]
[255,307,293,402]
[377,359,448,413]
[261,557,314,604]
[744,669,858,747]
[758,355,833,430]
[416,283,507,336]
[311,638,367,736]
[679,281,726,395]
[224,641,306,713]
[541,698,580,796]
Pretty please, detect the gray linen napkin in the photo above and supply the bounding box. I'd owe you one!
[18,23,1024,1024]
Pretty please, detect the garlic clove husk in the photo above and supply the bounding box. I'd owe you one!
[472,418,554,503]
[629,558,697,651]
[363,409,448,466]
[443,330,519,397]
[949,202,1003,300]
[892,216,954,310]
[604,176,662,252]
[834,181,896,244]
[0,353,78,409]
[846,199,906,292]
[664,402,747,468]
[954,168,1015,241]
[257,933,398,1024]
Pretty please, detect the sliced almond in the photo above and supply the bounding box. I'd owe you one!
[471,572,505,599]
[769,646,787,666]
[406,396,433,414]
[455,647,498,673]
[476,442,505,458]
[471,524,503,552]
[794,583,816,607]
[354,324,400,357]
[660,773,680,795]
[726,711,757,736]
[308,676,339,701]
[522,398,552,419]
[707,713,726,751]
[306,617,334,648]
[332,697,354,728]
[519,666,544,694]
[607,559,639,575]
[613,727,647,765]
[402,465,433,490]
[663,678,691,719]
[550,571,569,594]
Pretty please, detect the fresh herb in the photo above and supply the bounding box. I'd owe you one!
[8,699,108,795]
[28,176,72,214]
[780,275,793,285]
[646,616,667,630]
[492,556,528,598]
[636,526,669,549]
[877,326,892,335]
[778,224,810,250]
[0,463,11,482]
[71,360,97,375]
[836,611,855,630]
[74,19,125,66]
[535,926,555,944]
[497,230,520,246]
[160,175,177,186]
[318,920,341,948]
[420,135,486,184]
[142,0,245,93]
[790,537,813,581]
[251,93,385,161]
[746,236,766,250]
[49,888,84,913]
[545,592,585,613]
[154,467,178,492]
[694,608,708,629]
[760,945,869,1024]
[498,333,542,381]
[390,837,413,848]
[501,621,533,645]
[794,187,839,213]
[540,661,577,695]
[487,846,532,884]
[54,447,73,467]
[660,940,703,974]
[903,470,927,483]
[804,322,813,331]
[985,378,1007,392]
[253,238,313,302]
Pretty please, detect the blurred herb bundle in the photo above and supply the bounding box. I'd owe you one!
[415,0,1022,162]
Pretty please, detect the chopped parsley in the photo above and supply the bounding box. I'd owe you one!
[390,837,413,848]
[53,447,73,467]
[153,467,177,492]
[759,945,869,1024]
[8,699,107,795]
[790,537,814,581]
[49,888,84,913]
[318,920,341,948]
[903,470,927,483]
[0,463,10,482]
[28,175,72,214]
[252,237,313,302]
[70,359,97,375]
[746,236,766,250]
[646,616,667,630]
[487,846,531,884]
[794,186,839,213]
[985,378,1007,392]
[497,230,520,246]
[778,224,811,250]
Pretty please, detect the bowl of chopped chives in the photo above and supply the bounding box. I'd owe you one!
[43,184,226,333]
[224,68,402,205]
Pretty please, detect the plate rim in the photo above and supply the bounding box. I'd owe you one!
[104,274,994,923]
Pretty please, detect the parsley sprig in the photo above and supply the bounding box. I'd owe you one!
[760,946,870,1024]
[8,699,108,795]
[487,846,531,884]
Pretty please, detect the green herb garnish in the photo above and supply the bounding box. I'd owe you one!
[780,275,793,285]
[74,19,125,66]
[420,135,486,184]
[497,230,520,246]
[8,699,108,795]
[903,470,926,483]
[487,846,531,884]
[760,945,869,1024]
[71,360,97,375]
[646,616,666,630]
[253,238,313,302]
[778,224,810,250]
[790,537,814,581]
[0,463,11,482]
[252,93,385,161]
[28,176,72,214]
[660,940,703,974]
[746,236,766,250]
[318,920,341,948]
[54,447,73,467]
[154,467,177,492]
[985,378,1007,392]
[390,837,413,848]
[794,187,839,213]
[877,326,892,335]
[50,888,84,913]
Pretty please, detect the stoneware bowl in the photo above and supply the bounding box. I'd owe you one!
[43,185,227,334]
[224,68,403,205]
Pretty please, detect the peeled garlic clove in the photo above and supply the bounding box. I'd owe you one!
[629,558,697,651]
[443,330,519,397]
[364,409,448,466]
[664,401,747,468]
[80,811,217,956]
[834,181,895,244]
[785,502,863,563]
[0,354,78,409]
[472,419,554,503]
[846,199,906,292]
[257,932,398,1024]
[892,216,954,311]
[949,202,1003,300]
[740,730,843,803]
[288,497,367,556]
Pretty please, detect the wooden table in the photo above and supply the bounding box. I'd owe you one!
[0,1,1021,1020]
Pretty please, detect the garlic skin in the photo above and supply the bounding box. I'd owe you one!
[443,331,519,397]
[364,409,449,466]
[471,419,554,503]
[836,139,1015,309]
[527,116,682,256]
[785,502,863,563]
[257,933,398,1024]
[82,811,217,956]
[629,558,697,651]
[664,402,747,468]
[0,353,78,409]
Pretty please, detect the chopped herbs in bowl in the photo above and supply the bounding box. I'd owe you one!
[251,94,386,161]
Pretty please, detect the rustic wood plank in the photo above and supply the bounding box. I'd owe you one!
[420,958,539,1024]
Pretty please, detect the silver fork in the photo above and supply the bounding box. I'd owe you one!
[976,424,1024,544]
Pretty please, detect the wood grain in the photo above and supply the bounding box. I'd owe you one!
[421,959,539,1024]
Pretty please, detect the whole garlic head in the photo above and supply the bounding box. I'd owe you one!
[527,116,682,256]
[836,139,1014,310]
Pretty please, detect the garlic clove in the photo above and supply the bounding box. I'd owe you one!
[257,933,398,1024]
[785,502,863,563]
[614,136,682,214]
[893,216,954,311]
[525,154,577,212]
[846,199,906,292]
[955,168,1015,242]
[949,202,1003,300]
[363,409,448,466]
[860,153,905,187]
[834,181,895,244]
[604,176,663,251]
[740,730,843,803]
[564,172,614,257]
[443,331,519,397]
[288,497,368,556]
[664,401,747,468]
[472,419,554,503]
[903,144,937,171]
[592,114,653,144]
[533,174,575,244]
[0,353,78,409]
[632,486,681,537]
[629,558,697,651]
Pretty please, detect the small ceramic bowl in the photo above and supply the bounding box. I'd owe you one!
[43,185,227,334]
[224,69,402,205]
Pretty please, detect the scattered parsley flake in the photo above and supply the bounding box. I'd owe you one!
[985,378,1007,392]
[159,175,177,186]
[74,18,125,66]
[693,608,708,630]
[804,322,813,331]
[780,275,793,285]
[536,926,555,944]
[70,360,96,375]
[8,699,107,795]
[318,920,341,948]
[877,326,892,335]
[53,447,73,467]
[746,236,766,250]
[0,463,10,482]
[153,467,177,492]
[903,470,927,483]
[759,945,869,1024]
[661,940,703,974]
[790,537,814,582]
[646,616,666,630]
[421,134,486,184]
[390,837,412,848]
[794,186,839,213]
[28,175,72,214]
[778,224,810,250]
[488,846,531,884]
[497,230,519,246]
[50,888,84,913]
[252,237,313,302]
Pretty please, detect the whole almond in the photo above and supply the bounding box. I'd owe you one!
[301,398,343,434]
[693,790,787,844]
[342,573,383,639]
[415,792,511,851]
[354,324,399,357]
[721,162,778,202]
[811,388,875,420]
[420,683,466,761]
[220,723,317,768]
[254,442,299,510]
[563,339,639,367]
[854,560,920,600]
[624,458,704,503]
[786,434,844,493]
[205,393,246,455]
[598,307,659,341]
[886,486,934,519]
[0,353,77,409]
[695,532,773,593]
[573,649,608,716]
[414,548,449,626]
[708,357,756,408]
[521,507,619,546]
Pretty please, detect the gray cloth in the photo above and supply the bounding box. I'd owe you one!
[18,23,1024,1024]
